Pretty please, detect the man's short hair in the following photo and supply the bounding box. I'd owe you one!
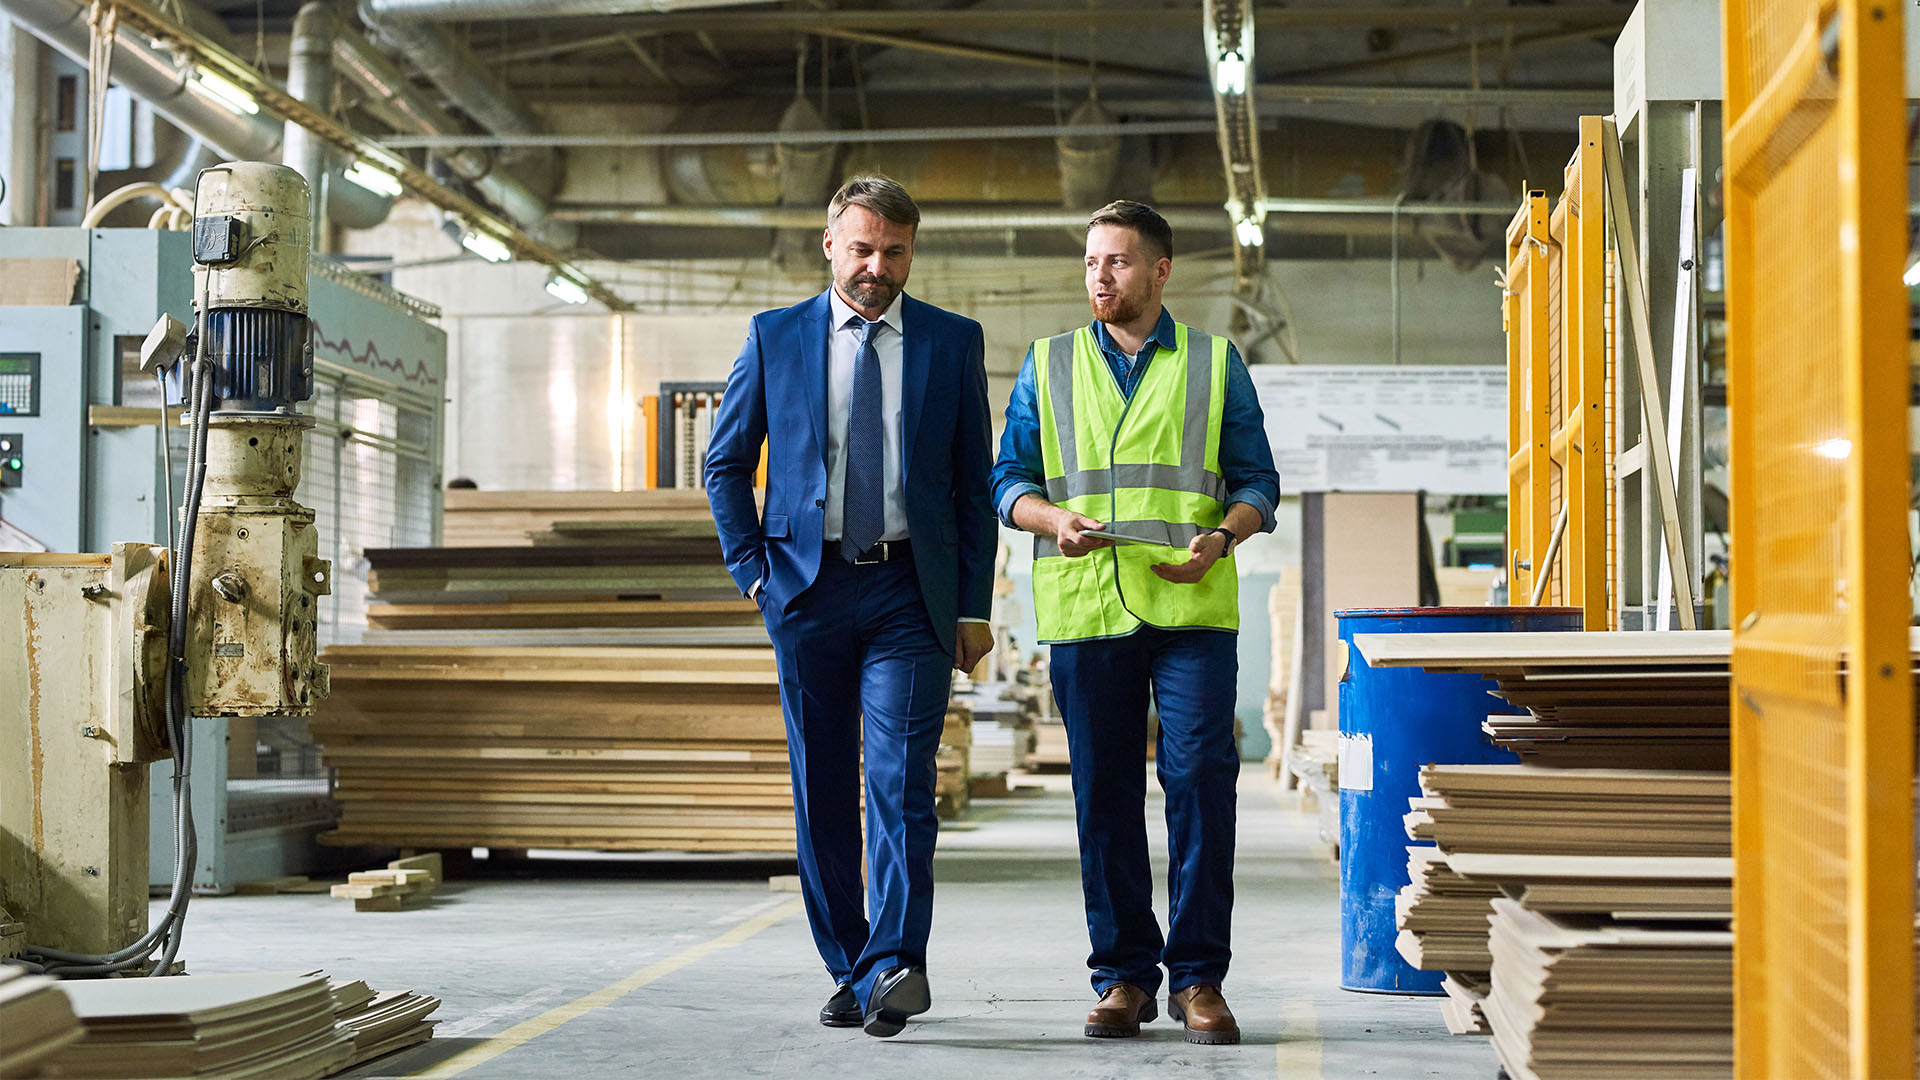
[829,176,921,233]
[1087,200,1173,262]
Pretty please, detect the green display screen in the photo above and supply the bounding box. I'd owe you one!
[0,355,33,376]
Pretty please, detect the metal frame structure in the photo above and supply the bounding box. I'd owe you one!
[1504,115,1612,629]
[1723,1,1914,1075]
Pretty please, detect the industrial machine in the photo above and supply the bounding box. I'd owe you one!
[0,162,352,974]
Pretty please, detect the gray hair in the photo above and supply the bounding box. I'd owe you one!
[829,175,921,233]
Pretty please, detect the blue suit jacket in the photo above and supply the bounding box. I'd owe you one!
[704,290,997,656]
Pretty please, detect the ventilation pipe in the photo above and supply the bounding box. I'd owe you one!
[364,0,770,18]
[773,96,838,269]
[2,0,388,228]
[331,24,555,234]
[288,2,397,241]
[1056,97,1122,213]
[355,0,559,195]
[1400,118,1507,270]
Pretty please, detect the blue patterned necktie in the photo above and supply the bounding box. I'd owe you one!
[841,317,885,561]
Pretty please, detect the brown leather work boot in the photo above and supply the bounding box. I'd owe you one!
[1083,983,1158,1038]
[1167,984,1240,1045]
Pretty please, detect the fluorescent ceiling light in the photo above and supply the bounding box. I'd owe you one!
[461,228,512,263]
[1904,258,1920,287]
[1234,216,1264,247]
[195,67,258,115]
[545,273,589,305]
[1213,53,1248,96]
[341,159,403,197]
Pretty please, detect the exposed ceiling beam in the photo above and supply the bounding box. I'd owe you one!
[374,118,1220,149]
[811,28,1192,84]
[1279,25,1615,81]
[449,5,1632,32]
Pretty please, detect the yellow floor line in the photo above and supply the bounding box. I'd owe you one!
[410,896,806,1079]
[1274,995,1324,1079]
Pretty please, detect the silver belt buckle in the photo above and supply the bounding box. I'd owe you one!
[853,542,888,566]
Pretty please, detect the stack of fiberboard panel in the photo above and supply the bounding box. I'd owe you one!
[314,645,789,853]
[0,964,82,1079]
[44,972,352,1079]
[317,489,795,854]
[1354,630,1740,1071]
[1352,630,1737,771]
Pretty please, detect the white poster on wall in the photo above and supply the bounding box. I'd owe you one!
[1249,365,1507,494]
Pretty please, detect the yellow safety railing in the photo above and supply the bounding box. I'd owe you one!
[1503,115,1612,629]
[1723,1,1914,1076]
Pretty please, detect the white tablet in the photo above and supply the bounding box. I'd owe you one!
[1082,525,1182,547]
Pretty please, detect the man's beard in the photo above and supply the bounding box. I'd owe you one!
[840,273,900,310]
[1091,287,1148,325]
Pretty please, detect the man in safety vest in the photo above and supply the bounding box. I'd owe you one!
[991,200,1280,1045]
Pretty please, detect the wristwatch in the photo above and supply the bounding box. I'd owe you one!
[1210,525,1239,553]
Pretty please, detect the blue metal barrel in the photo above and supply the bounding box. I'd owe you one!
[1335,606,1583,994]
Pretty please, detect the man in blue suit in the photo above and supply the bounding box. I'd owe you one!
[705,176,997,1039]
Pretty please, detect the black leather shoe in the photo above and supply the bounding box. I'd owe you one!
[862,966,931,1038]
[820,982,861,1028]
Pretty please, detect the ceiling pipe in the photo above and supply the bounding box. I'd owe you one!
[365,0,770,17]
[331,22,554,231]
[2,0,388,227]
[289,2,395,240]
[354,0,574,244]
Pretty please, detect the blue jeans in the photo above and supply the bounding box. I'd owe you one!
[764,549,951,1009]
[1050,626,1239,997]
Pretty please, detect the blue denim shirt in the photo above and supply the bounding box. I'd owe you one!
[991,307,1281,532]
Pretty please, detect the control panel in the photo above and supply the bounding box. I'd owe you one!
[0,353,40,417]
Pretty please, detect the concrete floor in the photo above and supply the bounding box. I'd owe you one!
[165,770,1498,1079]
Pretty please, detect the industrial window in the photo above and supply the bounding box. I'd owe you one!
[53,159,74,211]
[54,74,76,131]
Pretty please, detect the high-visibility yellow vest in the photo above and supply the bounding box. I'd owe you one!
[1030,321,1239,644]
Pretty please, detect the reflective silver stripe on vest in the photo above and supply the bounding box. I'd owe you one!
[1033,519,1205,559]
[1043,329,1080,478]
[1044,463,1228,503]
[1040,324,1224,506]
[1182,328,1214,472]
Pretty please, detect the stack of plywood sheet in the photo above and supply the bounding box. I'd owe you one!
[46,972,352,1079]
[323,978,440,1068]
[1352,630,1734,770]
[313,646,792,853]
[1394,847,1501,972]
[329,854,442,912]
[1407,766,1729,858]
[0,964,82,1079]
[1481,898,1731,1080]
[440,489,732,547]
[936,703,972,820]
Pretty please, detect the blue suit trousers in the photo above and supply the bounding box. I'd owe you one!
[1050,626,1240,997]
[764,549,951,1009]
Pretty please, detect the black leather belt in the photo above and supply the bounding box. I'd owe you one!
[851,538,912,565]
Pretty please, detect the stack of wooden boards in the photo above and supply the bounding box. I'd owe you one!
[43,972,354,1079]
[1355,629,1737,770]
[321,977,440,1068]
[316,490,800,854]
[329,854,442,912]
[315,645,790,853]
[0,964,82,1079]
[1353,630,1743,1075]
[936,703,972,820]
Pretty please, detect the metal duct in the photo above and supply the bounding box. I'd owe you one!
[774,96,837,268]
[353,0,573,244]
[364,0,769,19]
[1056,97,1122,212]
[3,0,282,160]
[356,0,557,193]
[3,0,392,228]
[330,24,550,230]
[288,3,395,239]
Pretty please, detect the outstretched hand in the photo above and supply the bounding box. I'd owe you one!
[1151,530,1228,584]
